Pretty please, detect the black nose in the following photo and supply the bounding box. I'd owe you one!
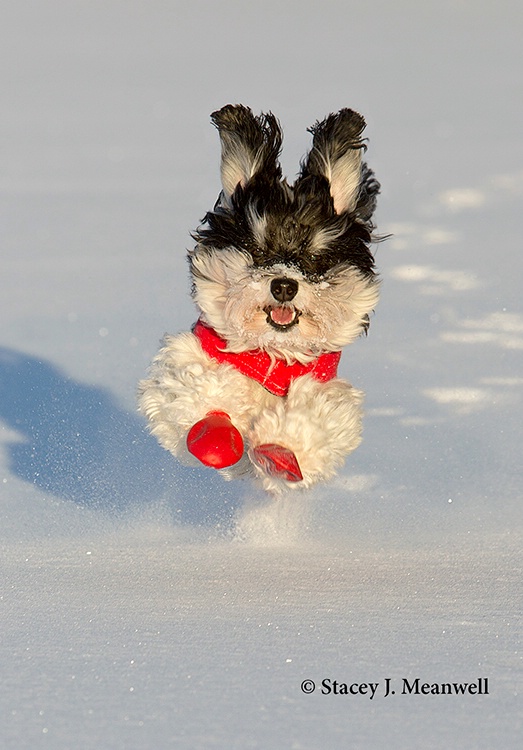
[270,277,298,302]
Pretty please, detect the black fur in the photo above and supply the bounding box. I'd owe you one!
[192,106,380,282]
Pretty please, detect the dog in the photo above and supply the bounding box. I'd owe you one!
[138,104,380,494]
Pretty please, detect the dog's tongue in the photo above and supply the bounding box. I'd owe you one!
[271,307,294,326]
[271,307,295,326]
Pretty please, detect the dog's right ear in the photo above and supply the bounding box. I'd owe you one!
[211,105,283,201]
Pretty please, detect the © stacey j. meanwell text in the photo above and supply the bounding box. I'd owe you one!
[300,677,490,699]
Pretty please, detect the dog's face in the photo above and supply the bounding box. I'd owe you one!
[190,105,380,362]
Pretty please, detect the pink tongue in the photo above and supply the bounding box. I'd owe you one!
[271,307,294,325]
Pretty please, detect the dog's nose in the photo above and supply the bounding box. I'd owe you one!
[270,277,298,302]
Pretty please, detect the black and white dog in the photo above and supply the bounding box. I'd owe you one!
[139,105,380,493]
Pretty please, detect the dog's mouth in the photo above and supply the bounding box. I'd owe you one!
[264,305,301,331]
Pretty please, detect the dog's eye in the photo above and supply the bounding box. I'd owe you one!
[240,242,262,258]
[248,248,264,262]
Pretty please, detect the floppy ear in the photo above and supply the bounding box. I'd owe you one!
[301,109,366,215]
[211,104,282,200]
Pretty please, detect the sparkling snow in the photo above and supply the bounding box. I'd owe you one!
[1,1,521,748]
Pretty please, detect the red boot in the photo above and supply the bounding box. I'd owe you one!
[186,411,244,469]
[250,443,303,482]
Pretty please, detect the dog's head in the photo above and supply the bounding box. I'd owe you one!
[190,104,380,362]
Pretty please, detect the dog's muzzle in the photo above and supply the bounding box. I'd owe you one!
[264,277,301,330]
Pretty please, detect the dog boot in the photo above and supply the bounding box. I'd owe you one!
[187,411,244,469]
[250,443,303,482]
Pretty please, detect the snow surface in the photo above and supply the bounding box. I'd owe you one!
[1,1,521,748]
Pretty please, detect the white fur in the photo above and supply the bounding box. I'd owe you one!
[218,139,262,201]
[190,246,379,363]
[138,332,363,494]
[310,145,362,214]
[245,205,268,247]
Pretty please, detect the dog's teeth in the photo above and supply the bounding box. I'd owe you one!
[270,307,295,326]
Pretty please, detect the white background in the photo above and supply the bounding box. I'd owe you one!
[1,1,521,747]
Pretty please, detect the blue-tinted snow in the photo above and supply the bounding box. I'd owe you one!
[1,1,521,748]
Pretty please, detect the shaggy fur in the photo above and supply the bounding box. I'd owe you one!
[139,104,381,493]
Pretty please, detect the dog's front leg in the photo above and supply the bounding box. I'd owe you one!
[247,375,364,491]
[138,332,254,467]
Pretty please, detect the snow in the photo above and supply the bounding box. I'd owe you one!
[1,1,521,747]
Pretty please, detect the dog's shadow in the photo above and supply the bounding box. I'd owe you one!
[0,347,242,527]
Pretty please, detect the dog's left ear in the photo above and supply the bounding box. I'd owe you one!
[300,109,366,215]
[211,104,282,201]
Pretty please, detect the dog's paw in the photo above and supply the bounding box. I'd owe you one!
[249,443,303,482]
[186,411,244,469]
